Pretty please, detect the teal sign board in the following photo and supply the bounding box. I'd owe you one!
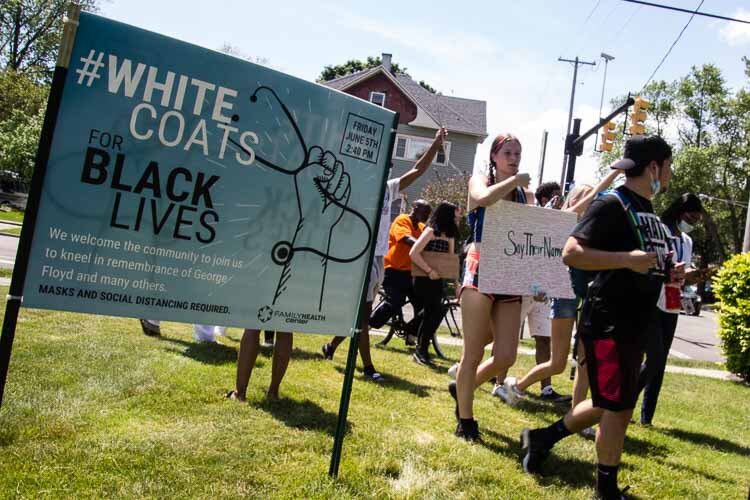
[22,12,395,336]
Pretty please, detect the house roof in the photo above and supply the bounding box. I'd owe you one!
[324,67,487,138]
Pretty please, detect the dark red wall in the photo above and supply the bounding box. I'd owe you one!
[345,72,417,124]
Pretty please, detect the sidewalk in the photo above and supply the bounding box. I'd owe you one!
[1,276,738,382]
[370,328,741,382]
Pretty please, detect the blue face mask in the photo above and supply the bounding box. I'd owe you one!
[649,167,661,195]
[650,178,661,196]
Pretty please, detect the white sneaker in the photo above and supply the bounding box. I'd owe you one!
[502,376,524,406]
[447,363,459,379]
[492,383,512,404]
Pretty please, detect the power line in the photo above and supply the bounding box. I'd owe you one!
[622,0,750,24]
[640,0,704,92]
[608,4,641,45]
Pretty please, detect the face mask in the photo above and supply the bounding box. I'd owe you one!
[678,220,694,233]
[649,167,662,195]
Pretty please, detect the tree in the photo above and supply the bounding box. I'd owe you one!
[0,0,98,81]
[420,171,470,240]
[0,69,48,181]
[598,63,750,266]
[318,56,437,93]
[218,43,270,67]
[318,56,407,82]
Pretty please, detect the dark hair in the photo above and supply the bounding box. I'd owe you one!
[487,133,521,186]
[429,201,459,239]
[623,136,673,178]
[661,192,704,229]
[535,182,561,205]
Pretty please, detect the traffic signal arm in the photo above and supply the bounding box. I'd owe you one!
[569,96,634,154]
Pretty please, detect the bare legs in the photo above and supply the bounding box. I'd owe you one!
[517,318,575,392]
[233,329,293,401]
[457,289,521,419]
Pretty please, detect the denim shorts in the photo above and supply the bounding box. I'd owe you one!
[550,297,578,319]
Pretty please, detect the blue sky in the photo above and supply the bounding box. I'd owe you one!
[102,0,750,188]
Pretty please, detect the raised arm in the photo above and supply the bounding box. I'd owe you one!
[469,172,530,208]
[566,168,622,215]
[399,127,448,191]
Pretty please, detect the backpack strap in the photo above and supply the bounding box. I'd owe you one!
[601,189,645,250]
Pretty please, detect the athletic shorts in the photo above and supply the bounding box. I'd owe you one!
[582,335,645,411]
[459,246,521,303]
[366,256,385,303]
[550,297,578,319]
[520,296,551,337]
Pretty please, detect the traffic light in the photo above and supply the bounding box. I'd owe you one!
[600,121,616,152]
[629,96,649,135]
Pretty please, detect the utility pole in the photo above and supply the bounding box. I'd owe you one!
[598,53,615,119]
[559,56,596,187]
[537,130,548,183]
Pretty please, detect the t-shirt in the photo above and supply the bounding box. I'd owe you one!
[674,230,693,267]
[571,186,670,328]
[384,214,424,271]
[375,179,402,257]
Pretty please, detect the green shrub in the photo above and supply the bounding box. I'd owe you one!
[713,252,750,382]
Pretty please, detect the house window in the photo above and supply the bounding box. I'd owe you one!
[369,91,386,107]
[392,134,451,166]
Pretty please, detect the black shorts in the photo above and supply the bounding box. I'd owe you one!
[577,296,652,411]
[582,335,645,411]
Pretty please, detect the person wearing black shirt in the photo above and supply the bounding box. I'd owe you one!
[519,136,685,500]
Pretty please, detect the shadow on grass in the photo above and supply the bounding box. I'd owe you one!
[157,336,237,365]
[480,428,593,488]
[651,456,734,485]
[660,427,750,457]
[258,397,346,435]
[334,366,431,397]
[622,433,669,458]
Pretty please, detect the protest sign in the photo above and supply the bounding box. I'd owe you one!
[19,12,396,337]
[479,201,577,299]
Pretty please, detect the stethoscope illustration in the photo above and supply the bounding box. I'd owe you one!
[228,86,372,311]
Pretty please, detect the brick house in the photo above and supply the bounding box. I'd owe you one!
[324,54,487,213]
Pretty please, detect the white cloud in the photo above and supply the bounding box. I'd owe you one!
[719,9,750,46]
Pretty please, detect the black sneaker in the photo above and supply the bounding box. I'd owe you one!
[455,419,481,442]
[594,485,631,499]
[412,351,434,366]
[448,381,459,422]
[520,428,551,474]
[540,388,572,404]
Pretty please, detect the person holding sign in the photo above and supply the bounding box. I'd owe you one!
[321,128,447,382]
[409,201,461,366]
[227,330,292,401]
[520,136,683,500]
[449,133,530,442]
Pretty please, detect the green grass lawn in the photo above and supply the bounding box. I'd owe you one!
[0,227,21,237]
[0,209,24,223]
[0,268,12,279]
[0,290,748,498]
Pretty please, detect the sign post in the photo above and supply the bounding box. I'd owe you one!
[0,9,396,478]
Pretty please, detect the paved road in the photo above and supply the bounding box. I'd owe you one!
[400,298,724,363]
[0,230,725,362]
[0,231,19,267]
